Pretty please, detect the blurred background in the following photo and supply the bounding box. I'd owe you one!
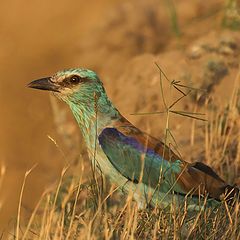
[0,0,240,236]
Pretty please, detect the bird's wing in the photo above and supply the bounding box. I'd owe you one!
[98,119,230,200]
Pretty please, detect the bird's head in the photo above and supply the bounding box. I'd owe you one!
[28,68,103,103]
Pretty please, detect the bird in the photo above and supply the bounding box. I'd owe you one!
[28,68,239,209]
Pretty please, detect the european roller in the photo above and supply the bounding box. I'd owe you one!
[28,68,239,209]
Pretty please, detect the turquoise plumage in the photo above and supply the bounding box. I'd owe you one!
[28,68,239,208]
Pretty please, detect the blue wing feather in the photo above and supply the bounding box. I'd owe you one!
[98,127,182,192]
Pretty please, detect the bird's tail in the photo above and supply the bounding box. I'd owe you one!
[183,162,240,206]
[223,184,240,205]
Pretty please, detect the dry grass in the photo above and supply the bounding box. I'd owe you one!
[11,168,240,240]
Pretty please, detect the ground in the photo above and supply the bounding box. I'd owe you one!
[0,0,240,239]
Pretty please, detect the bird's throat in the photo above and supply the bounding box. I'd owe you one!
[66,91,120,150]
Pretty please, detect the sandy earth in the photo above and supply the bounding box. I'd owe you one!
[0,0,239,235]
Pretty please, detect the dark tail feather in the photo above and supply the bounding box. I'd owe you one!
[223,185,240,205]
[191,162,239,205]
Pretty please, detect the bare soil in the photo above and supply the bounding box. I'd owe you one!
[0,0,239,235]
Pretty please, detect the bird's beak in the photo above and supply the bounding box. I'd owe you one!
[28,77,60,92]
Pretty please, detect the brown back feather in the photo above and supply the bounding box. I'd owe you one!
[110,117,239,202]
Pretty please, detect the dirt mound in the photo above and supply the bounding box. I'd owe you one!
[0,0,240,235]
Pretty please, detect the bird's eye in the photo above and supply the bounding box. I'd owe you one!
[70,75,80,84]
